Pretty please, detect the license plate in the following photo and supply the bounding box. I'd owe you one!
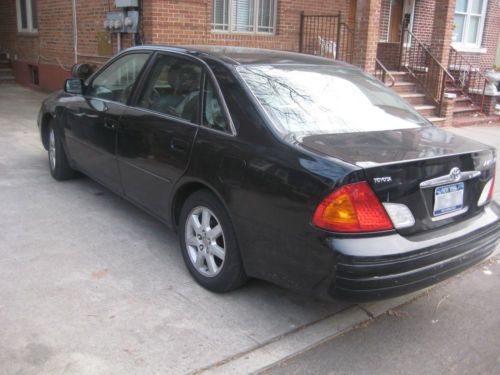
[433,182,464,216]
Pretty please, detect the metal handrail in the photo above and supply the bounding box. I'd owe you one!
[399,28,455,113]
[401,29,455,82]
[375,58,396,87]
[448,46,489,112]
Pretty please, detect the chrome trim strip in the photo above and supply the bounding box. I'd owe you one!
[431,206,469,221]
[420,170,481,188]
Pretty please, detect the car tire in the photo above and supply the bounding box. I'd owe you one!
[48,120,75,181]
[179,190,248,293]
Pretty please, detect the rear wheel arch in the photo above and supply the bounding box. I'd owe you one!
[171,180,229,230]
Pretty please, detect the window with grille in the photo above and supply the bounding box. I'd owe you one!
[16,0,37,33]
[212,0,277,34]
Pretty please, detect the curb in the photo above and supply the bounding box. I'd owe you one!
[195,290,425,375]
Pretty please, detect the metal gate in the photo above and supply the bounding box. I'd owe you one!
[299,13,354,63]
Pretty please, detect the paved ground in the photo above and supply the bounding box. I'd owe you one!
[0,83,498,375]
[265,255,500,375]
[263,126,500,375]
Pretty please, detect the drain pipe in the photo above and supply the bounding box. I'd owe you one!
[117,32,122,52]
[72,0,78,64]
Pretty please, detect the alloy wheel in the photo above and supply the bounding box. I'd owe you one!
[49,128,56,171]
[185,206,226,277]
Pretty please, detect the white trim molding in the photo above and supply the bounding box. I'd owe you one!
[212,0,277,35]
[452,0,488,49]
[16,0,38,33]
[451,44,487,54]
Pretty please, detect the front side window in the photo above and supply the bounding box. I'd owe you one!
[237,65,428,136]
[137,55,202,123]
[89,53,150,104]
[453,0,487,47]
[212,0,276,34]
[16,0,37,32]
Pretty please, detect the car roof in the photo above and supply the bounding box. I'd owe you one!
[126,45,353,68]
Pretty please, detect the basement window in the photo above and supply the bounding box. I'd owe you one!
[16,0,38,33]
[212,0,277,34]
[30,65,39,85]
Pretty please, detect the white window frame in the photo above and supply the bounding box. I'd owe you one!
[16,0,38,33]
[452,0,488,51]
[212,0,278,35]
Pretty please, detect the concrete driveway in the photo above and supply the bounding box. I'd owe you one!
[0,83,498,375]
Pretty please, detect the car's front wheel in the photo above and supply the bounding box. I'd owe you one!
[48,121,75,181]
[179,190,247,292]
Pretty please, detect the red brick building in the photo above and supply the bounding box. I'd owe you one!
[0,0,499,122]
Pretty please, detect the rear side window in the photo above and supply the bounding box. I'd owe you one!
[89,53,149,104]
[237,65,429,136]
[137,54,202,123]
[202,79,229,133]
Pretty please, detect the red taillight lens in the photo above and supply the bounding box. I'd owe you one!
[312,181,394,233]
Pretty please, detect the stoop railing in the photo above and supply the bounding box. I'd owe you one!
[399,28,455,113]
[375,58,396,87]
[448,46,489,112]
[299,12,354,64]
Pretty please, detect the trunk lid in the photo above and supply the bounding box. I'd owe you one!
[299,127,496,235]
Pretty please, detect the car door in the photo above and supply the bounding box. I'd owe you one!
[64,52,151,193]
[116,53,202,221]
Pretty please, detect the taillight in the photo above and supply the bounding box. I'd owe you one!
[312,181,394,233]
[487,174,495,201]
[478,175,495,207]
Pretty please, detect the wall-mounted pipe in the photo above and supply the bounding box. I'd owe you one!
[72,0,78,64]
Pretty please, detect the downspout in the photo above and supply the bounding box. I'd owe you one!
[72,0,78,64]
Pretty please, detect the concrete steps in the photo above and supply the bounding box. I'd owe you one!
[0,57,15,83]
[387,71,439,122]
[384,70,492,126]
[453,102,482,117]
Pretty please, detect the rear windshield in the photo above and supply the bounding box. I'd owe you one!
[236,65,430,136]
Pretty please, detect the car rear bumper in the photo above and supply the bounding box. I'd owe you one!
[329,202,500,301]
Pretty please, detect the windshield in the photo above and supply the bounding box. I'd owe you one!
[236,65,430,136]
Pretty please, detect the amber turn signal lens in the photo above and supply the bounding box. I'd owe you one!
[312,181,394,233]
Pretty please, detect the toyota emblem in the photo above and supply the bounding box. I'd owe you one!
[449,167,461,180]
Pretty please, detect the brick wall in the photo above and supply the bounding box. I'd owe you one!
[145,0,351,51]
[378,0,499,74]
[378,0,390,42]
[376,42,400,70]
[0,0,352,91]
[412,0,434,44]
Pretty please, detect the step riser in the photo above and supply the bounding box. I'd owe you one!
[391,74,413,83]
[393,85,417,94]
[453,110,482,118]
[417,108,437,117]
[403,96,427,106]
[0,72,14,78]
[429,118,446,126]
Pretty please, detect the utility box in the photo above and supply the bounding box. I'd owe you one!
[115,0,138,7]
[104,10,139,33]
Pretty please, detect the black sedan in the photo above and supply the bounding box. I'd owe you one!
[38,46,500,300]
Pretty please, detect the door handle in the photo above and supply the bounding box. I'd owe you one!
[103,118,118,130]
[170,138,189,153]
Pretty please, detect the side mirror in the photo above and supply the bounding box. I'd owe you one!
[64,79,83,95]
